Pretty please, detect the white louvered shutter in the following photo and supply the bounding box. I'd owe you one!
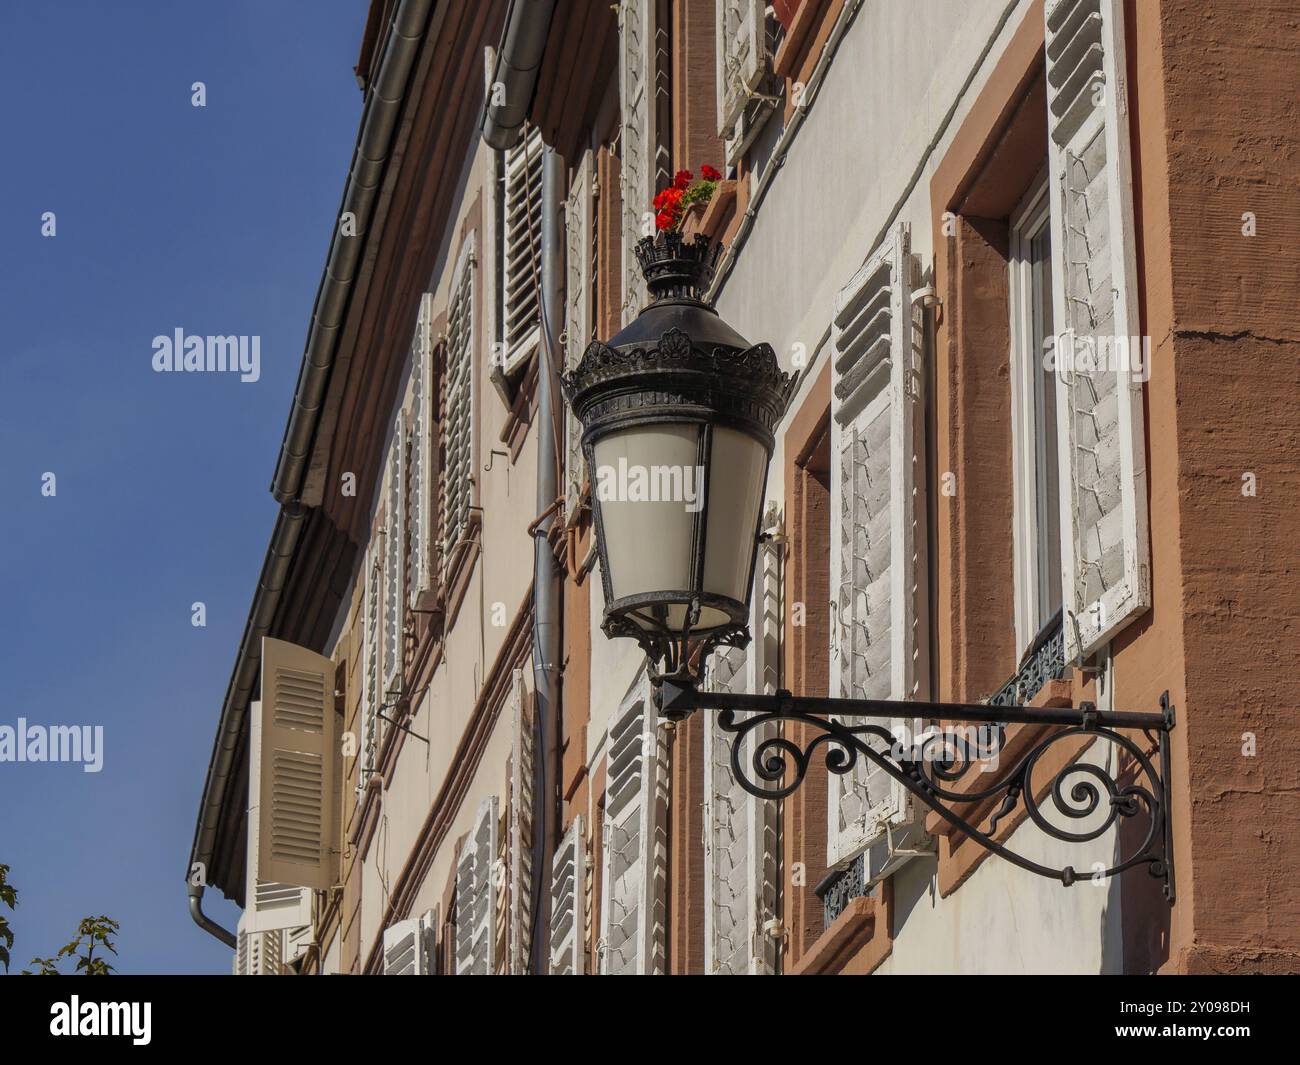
[409,294,436,607]
[358,542,382,795]
[563,151,594,524]
[455,796,498,975]
[507,669,534,974]
[1044,0,1149,661]
[549,815,586,975]
[618,0,658,324]
[382,410,405,694]
[500,128,544,377]
[382,914,432,975]
[716,0,766,139]
[246,698,314,933]
[827,223,925,868]
[703,529,780,974]
[234,914,249,975]
[443,238,476,569]
[599,673,668,974]
[257,637,339,891]
[284,925,312,967]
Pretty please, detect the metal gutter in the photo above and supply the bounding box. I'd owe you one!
[188,0,434,945]
[480,0,556,151]
[271,0,433,504]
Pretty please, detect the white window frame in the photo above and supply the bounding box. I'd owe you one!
[1009,175,1064,657]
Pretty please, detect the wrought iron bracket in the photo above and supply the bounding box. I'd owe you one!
[654,676,1176,903]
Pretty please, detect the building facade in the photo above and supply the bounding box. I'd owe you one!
[189,0,1300,975]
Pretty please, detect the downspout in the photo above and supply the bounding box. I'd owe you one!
[480,0,556,151]
[528,145,565,975]
[189,883,237,950]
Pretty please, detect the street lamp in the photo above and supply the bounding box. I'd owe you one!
[563,232,1177,902]
[563,232,795,675]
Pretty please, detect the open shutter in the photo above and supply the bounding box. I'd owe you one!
[499,128,544,378]
[257,637,339,891]
[549,815,586,974]
[618,0,657,324]
[443,238,476,570]
[1044,0,1149,661]
[454,796,498,975]
[246,698,314,933]
[507,669,535,975]
[382,411,406,694]
[358,542,382,796]
[599,672,668,974]
[827,223,925,869]
[382,910,435,975]
[716,0,766,138]
[409,294,436,608]
[563,151,594,524]
[702,527,780,974]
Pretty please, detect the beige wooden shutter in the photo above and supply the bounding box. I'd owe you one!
[443,238,476,570]
[246,698,314,933]
[549,815,586,975]
[827,223,925,869]
[1044,0,1149,661]
[618,0,657,324]
[382,410,406,694]
[454,796,498,975]
[500,128,544,378]
[257,637,339,891]
[409,294,436,608]
[599,672,668,974]
[507,669,535,975]
[563,151,594,524]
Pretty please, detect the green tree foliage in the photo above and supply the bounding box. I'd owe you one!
[0,863,120,975]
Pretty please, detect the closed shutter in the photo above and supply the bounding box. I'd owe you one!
[246,698,313,933]
[716,0,766,139]
[563,151,594,524]
[500,128,544,378]
[382,911,434,975]
[409,294,436,608]
[257,637,339,891]
[549,815,586,975]
[827,222,925,868]
[382,410,405,694]
[1044,0,1149,660]
[599,672,668,974]
[443,238,476,570]
[507,669,534,975]
[618,0,657,324]
[359,542,382,795]
[702,529,780,974]
[454,796,498,975]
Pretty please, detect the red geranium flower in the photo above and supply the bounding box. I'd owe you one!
[673,168,693,190]
[701,164,722,181]
[655,210,675,231]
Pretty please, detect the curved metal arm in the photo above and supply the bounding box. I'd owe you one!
[656,678,1176,902]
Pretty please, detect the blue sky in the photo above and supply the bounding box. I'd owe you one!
[0,1,366,974]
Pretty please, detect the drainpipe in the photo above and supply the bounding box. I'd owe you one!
[480,0,556,151]
[189,883,237,949]
[528,145,565,975]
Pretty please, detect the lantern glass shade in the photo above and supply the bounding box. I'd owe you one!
[589,420,769,637]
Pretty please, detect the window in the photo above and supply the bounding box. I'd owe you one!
[1009,177,1063,655]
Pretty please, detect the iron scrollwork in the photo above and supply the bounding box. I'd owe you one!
[659,679,1176,902]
